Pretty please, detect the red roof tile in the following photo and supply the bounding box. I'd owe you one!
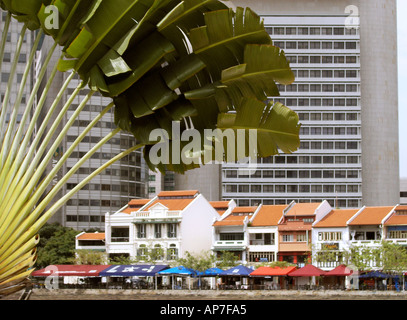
[251,205,286,226]
[157,190,199,198]
[348,206,394,225]
[313,209,359,228]
[285,203,321,216]
[77,233,105,240]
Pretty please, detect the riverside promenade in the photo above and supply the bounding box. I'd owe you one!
[5,288,407,300]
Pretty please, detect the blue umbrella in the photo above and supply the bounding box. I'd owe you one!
[157,265,198,276]
[197,268,224,277]
[219,265,254,276]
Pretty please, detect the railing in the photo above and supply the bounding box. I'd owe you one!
[133,211,182,219]
[213,240,246,248]
[111,237,129,242]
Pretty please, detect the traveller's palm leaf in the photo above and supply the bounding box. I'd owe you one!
[0,0,300,296]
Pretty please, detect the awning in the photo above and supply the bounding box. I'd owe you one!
[359,271,399,279]
[99,265,169,277]
[250,266,297,277]
[31,265,111,277]
[324,265,353,276]
[157,266,198,276]
[288,264,326,277]
[219,265,254,276]
[196,268,223,277]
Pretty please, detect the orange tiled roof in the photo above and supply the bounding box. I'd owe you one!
[348,206,394,226]
[144,198,195,211]
[250,205,286,226]
[313,209,359,228]
[77,233,105,240]
[129,199,150,207]
[213,215,247,226]
[157,190,199,198]
[285,203,321,216]
[384,214,407,226]
[232,206,257,213]
[384,206,407,225]
[210,201,231,214]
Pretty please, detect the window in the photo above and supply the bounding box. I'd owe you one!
[297,233,307,242]
[155,224,162,238]
[137,244,148,260]
[167,244,178,260]
[136,224,146,238]
[168,223,177,238]
[112,227,130,242]
[318,232,342,241]
[282,234,294,242]
[220,233,244,240]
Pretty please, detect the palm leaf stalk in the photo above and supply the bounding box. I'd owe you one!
[0,0,301,297]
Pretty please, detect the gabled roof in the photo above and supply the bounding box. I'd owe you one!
[250,205,286,226]
[157,190,199,198]
[129,199,151,207]
[384,205,407,226]
[210,201,231,214]
[213,214,247,226]
[77,232,105,240]
[313,209,359,228]
[144,198,195,211]
[348,206,394,226]
[232,206,257,214]
[285,202,321,217]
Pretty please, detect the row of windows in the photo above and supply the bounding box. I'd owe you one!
[224,155,360,168]
[226,168,359,179]
[299,141,359,151]
[66,166,141,179]
[293,69,358,79]
[298,112,359,121]
[301,127,359,135]
[67,199,126,207]
[229,198,361,209]
[286,55,358,64]
[66,215,106,222]
[266,26,358,36]
[225,184,360,194]
[278,83,359,93]
[274,41,358,50]
[273,97,359,107]
[318,232,343,241]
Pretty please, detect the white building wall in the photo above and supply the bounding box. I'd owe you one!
[180,195,221,255]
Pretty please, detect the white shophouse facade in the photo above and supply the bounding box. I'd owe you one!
[105,190,220,263]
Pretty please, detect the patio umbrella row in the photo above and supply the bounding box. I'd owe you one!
[31,264,355,278]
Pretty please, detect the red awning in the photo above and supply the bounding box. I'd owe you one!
[288,264,326,277]
[31,265,111,277]
[250,266,297,277]
[324,265,353,276]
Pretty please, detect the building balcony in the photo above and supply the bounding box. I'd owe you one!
[132,210,182,222]
[212,240,246,251]
[279,242,311,252]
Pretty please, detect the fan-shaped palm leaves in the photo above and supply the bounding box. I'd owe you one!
[0,0,300,297]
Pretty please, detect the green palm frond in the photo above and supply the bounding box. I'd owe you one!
[0,0,300,296]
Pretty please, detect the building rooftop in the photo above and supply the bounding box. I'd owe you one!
[348,206,395,226]
[77,232,105,240]
[313,209,360,228]
[250,205,286,227]
[144,198,195,211]
[285,202,321,217]
[210,201,231,214]
[213,214,247,226]
[384,205,407,226]
[157,190,199,198]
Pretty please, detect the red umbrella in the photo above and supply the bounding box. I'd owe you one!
[288,264,326,277]
[324,265,353,276]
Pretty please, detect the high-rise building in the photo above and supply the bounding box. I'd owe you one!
[220,0,400,208]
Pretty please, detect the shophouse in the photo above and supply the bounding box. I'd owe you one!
[247,205,287,263]
[312,208,360,270]
[277,201,331,266]
[104,190,221,263]
[75,232,106,251]
[212,206,260,262]
[383,205,407,246]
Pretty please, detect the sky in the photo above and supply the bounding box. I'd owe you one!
[398,0,407,178]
